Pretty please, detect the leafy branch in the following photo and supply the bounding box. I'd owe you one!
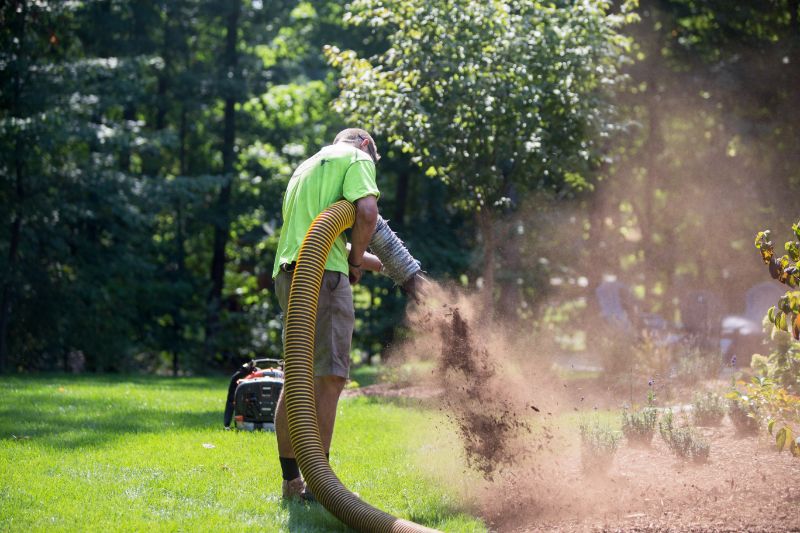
[755,222,800,338]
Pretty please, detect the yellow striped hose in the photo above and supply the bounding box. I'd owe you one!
[284,200,438,533]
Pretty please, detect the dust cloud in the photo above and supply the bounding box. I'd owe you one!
[381,97,794,531]
[387,281,597,524]
[378,10,798,528]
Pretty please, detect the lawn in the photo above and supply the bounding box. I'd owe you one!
[0,375,486,532]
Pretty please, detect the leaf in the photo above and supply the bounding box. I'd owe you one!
[791,437,800,457]
[779,295,792,314]
[775,310,785,330]
[768,418,775,435]
[786,241,800,262]
[769,258,782,279]
[776,426,788,452]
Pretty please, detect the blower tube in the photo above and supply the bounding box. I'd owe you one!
[284,200,438,533]
[370,216,421,285]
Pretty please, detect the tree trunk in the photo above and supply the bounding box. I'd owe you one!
[0,1,28,373]
[393,171,409,227]
[119,104,136,172]
[179,106,188,175]
[205,0,240,360]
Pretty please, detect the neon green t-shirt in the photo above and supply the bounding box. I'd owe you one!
[272,143,380,278]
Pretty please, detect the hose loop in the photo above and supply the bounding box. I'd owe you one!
[285,200,439,533]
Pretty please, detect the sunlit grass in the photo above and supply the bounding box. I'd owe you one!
[0,375,486,532]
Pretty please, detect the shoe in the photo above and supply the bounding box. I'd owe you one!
[282,477,305,500]
[282,477,315,503]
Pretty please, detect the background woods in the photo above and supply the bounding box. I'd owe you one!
[1,0,798,375]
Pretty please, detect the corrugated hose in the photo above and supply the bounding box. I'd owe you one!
[284,199,438,533]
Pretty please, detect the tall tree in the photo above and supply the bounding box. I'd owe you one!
[205,0,241,359]
[328,0,636,313]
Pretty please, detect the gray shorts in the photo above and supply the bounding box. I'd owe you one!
[274,269,355,379]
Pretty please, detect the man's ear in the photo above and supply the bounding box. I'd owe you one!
[360,138,370,149]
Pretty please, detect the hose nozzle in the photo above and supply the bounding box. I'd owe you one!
[369,216,422,286]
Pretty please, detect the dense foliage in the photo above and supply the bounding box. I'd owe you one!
[2,0,799,374]
[327,0,636,305]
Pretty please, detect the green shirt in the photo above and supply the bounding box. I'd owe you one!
[272,143,380,278]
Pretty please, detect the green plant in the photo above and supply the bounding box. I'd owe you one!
[750,333,800,395]
[727,387,762,436]
[579,419,621,475]
[621,391,658,446]
[658,410,710,463]
[755,224,800,339]
[730,376,800,456]
[768,420,800,457]
[691,391,726,426]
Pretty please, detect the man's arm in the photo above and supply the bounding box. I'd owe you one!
[346,244,382,273]
[348,195,378,284]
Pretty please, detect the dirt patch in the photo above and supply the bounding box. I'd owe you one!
[372,282,800,531]
[479,417,800,532]
[341,382,441,400]
[348,377,800,531]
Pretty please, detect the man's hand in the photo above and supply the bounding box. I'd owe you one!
[348,263,363,285]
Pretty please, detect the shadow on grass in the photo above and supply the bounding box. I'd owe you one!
[282,496,470,533]
[283,499,354,533]
[0,373,227,390]
[0,376,223,449]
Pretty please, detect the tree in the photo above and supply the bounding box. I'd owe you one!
[327,0,636,312]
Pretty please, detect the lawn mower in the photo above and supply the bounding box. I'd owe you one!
[223,358,284,431]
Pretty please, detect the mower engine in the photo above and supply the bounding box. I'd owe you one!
[223,358,284,431]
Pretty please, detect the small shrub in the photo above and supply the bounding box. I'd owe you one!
[621,392,658,446]
[691,391,726,426]
[658,410,711,463]
[579,419,620,475]
[731,377,800,455]
[726,387,761,436]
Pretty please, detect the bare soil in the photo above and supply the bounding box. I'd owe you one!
[488,417,800,532]
[352,293,800,532]
[347,384,800,532]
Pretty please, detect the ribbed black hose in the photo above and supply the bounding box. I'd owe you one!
[284,200,439,533]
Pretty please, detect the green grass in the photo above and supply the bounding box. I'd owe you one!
[0,375,486,532]
[348,364,382,387]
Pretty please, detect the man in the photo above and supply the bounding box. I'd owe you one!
[272,128,383,501]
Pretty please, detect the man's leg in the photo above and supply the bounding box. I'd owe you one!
[276,271,353,500]
[275,387,293,458]
[273,271,305,499]
[315,375,347,454]
[276,375,346,459]
[275,375,344,501]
